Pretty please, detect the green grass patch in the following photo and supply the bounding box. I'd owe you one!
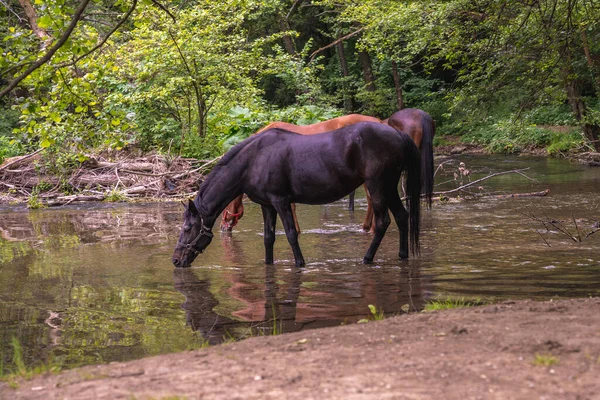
[105,189,128,202]
[0,337,62,388]
[424,297,484,311]
[358,304,386,323]
[533,353,559,367]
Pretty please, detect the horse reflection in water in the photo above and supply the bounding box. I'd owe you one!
[173,269,235,344]
[173,263,428,342]
[172,266,303,340]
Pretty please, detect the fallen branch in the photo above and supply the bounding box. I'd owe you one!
[45,194,106,207]
[0,148,44,171]
[520,207,599,244]
[433,168,532,196]
[485,189,550,199]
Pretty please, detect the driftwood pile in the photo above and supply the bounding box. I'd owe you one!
[576,152,600,166]
[0,150,220,206]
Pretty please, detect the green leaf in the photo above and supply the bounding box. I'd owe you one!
[38,16,52,29]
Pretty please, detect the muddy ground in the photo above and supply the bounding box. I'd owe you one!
[2,297,599,400]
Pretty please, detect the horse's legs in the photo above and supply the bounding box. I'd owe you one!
[386,185,410,259]
[261,205,277,264]
[362,184,374,232]
[362,181,391,264]
[272,200,305,267]
[348,190,355,211]
[291,203,301,234]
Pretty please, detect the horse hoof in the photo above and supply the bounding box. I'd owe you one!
[363,257,373,264]
[399,253,408,260]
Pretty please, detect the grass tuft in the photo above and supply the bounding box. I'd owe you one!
[0,337,62,388]
[533,353,559,367]
[424,297,484,311]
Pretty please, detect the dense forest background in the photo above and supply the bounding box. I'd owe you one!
[1,0,599,172]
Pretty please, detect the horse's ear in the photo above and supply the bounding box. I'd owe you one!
[181,200,188,210]
[188,199,198,216]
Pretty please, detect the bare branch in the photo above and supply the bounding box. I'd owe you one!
[151,0,176,22]
[55,0,138,68]
[0,0,92,99]
[309,28,364,61]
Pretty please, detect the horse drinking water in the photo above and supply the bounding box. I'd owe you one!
[172,122,421,268]
[220,114,382,232]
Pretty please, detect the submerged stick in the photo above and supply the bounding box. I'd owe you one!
[433,168,533,196]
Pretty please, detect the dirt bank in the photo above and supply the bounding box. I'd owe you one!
[2,297,599,400]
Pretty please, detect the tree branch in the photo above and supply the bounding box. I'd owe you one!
[55,0,138,68]
[0,0,92,99]
[151,0,176,22]
[309,27,364,61]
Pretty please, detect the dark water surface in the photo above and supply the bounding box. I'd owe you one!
[1,155,599,369]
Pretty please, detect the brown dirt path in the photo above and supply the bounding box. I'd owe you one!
[2,297,600,400]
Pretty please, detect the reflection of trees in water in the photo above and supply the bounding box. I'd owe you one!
[0,205,179,245]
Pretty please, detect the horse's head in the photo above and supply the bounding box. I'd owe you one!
[219,196,244,232]
[172,199,214,268]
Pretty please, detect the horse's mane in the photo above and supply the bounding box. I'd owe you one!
[194,133,264,209]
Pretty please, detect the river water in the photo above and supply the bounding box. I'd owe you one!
[1,155,599,370]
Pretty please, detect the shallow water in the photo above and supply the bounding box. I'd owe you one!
[1,155,599,370]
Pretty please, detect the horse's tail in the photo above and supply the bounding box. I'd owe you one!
[402,133,421,256]
[419,111,435,209]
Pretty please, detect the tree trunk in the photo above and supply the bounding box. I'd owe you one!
[580,28,600,93]
[336,39,353,112]
[279,18,296,55]
[566,79,600,152]
[391,60,404,110]
[358,51,376,91]
[17,0,51,46]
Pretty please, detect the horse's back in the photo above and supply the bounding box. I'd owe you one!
[256,114,382,136]
[387,109,424,139]
[245,122,415,204]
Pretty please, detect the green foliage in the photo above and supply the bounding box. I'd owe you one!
[1,0,599,162]
[214,104,341,152]
[0,135,21,164]
[357,304,385,323]
[105,189,128,203]
[367,304,385,321]
[0,337,61,384]
[424,297,484,311]
[525,104,577,126]
[533,354,559,367]
[546,130,585,156]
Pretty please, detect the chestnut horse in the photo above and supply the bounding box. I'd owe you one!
[173,122,421,268]
[220,114,381,232]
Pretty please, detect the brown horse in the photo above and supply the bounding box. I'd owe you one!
[362,108,435,231]
[220,114,382,232]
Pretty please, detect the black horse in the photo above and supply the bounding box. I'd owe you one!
[172,122,422,268]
